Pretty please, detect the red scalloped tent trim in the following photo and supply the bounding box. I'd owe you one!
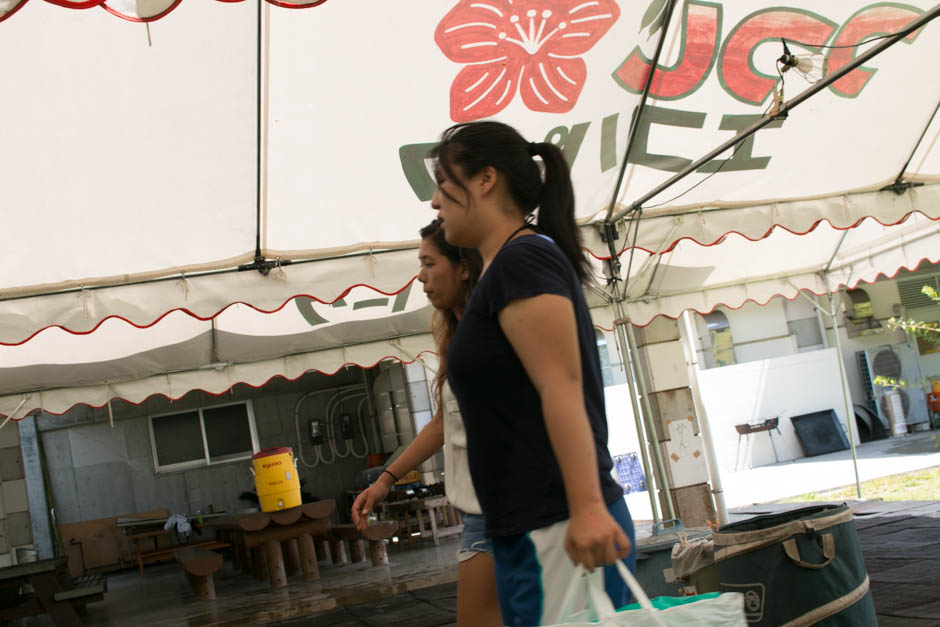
[627,255,940,328]
[2,251,936,420]
[101,0,182,23]
[0,275,421,347]
[0,0,329,24]
[585,211,939,261]
[1,319,619,418]
[0,348,433,420]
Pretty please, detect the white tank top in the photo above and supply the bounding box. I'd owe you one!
[442,382,482,515]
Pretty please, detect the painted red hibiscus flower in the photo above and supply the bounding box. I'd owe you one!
[435,0,620,122]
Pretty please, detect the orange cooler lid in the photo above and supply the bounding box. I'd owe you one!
[252,446,292,460]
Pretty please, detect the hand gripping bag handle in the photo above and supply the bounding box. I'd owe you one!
[557,562,667,626]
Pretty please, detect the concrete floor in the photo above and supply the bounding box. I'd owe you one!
[623,430,940,521]
[278,499,940,626]
[9,539,461,627]
[9,431,939,626]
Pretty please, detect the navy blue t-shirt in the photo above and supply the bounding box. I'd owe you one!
[446,234,623,537]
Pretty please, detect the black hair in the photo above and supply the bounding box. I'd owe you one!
[419,219,482,408]
[429,121,588,283]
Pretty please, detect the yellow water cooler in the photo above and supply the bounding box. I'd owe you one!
[251,447,302,512]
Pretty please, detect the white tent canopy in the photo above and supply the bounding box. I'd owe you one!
[0,0,938,417]
[0,283,432,415]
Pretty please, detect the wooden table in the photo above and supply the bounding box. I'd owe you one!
[207,500,334,589]
[0,557,106,626]
[377,496,463,547]
[119,512,229,576]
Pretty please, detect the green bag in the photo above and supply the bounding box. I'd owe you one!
[713,504,876,626]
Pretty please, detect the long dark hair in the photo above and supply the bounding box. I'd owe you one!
[430,121,589,283]
[419,219,482,408]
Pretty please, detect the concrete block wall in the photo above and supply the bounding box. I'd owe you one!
[0,422,32,567]
[633,317,717,527]
[37,367,381,529]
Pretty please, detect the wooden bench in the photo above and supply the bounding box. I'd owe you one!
[0,557,107,626]
[317,522,398,567]
[174,547,224,601]
[129,528,229,576]
[54,573,107,606]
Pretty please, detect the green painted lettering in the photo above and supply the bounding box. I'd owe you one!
[399,142,438,202]
[544,122,591,166]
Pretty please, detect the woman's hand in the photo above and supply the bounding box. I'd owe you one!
[351,476,392,530]
[564,501,632,572]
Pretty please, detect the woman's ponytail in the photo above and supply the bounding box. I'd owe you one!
[530,142,589,283]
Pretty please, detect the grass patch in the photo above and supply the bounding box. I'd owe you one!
[779,465,940,503]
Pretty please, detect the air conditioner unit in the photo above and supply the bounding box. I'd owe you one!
[863,343,930,432]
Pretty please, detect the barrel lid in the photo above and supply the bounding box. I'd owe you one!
[252,446,292,459]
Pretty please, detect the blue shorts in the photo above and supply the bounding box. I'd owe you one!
[457,512,494,561]
[491,498,636,626]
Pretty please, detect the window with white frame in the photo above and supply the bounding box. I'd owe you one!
[148,401,259,473]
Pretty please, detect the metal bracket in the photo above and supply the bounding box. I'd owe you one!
[237,256,292,276]
[880,181,924,196]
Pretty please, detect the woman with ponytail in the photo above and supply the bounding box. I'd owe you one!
[430,121,636,625]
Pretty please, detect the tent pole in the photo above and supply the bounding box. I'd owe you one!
[792,280,863,498]
[610,300,662,525]
[816,302,830,349]
[826,289,864,499]
[889,97,940,190]
[679,311,729,525]
[623,319,676,521]
[603,0,681,221]
[610,3,940,223]
[255,0,263,261]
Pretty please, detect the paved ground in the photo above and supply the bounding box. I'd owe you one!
[9,432,939,626]
[277,499,940,626]
[273,584,458,627]
[624,430,940,521]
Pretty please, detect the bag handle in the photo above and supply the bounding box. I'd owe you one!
[557,562,667,626]
[783,533,835,570]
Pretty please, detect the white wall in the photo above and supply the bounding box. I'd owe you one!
[605,383,641,459]
[697,348,852,473]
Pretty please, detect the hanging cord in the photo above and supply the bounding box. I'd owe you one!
[291,386,364,468]
[177,272,191,300]
[349,398,370,459]
[105,383,115,428]
[0,394,31,432]
[327,390,368,460]
[783,33,900,50]
[619,209,644,298]
[643,145,738,211]
[891,97,940,189]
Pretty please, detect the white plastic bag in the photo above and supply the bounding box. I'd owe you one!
[552,561,746,626]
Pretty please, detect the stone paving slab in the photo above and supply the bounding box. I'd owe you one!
[273,583,458,627]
